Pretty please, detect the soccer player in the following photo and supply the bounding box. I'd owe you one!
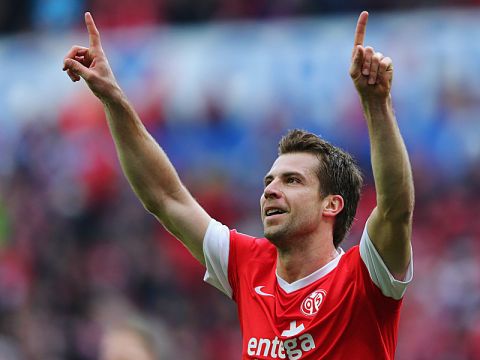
[63,11,414,359]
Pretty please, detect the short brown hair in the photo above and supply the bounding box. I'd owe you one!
[278,129,363,247]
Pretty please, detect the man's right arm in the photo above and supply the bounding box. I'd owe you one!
[63,12,211,265]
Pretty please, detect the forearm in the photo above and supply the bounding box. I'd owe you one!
[63,13,211,265]
[350,11,412,276]
[362,96,414,221]
[102,92,184,213]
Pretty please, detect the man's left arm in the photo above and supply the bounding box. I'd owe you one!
[350,12,414,280]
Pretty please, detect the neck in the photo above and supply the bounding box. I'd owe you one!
[276,236,339,284]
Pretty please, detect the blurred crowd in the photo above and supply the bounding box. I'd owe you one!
[0,4,480,360]
[1,86,480,360]
[2,0,480,33]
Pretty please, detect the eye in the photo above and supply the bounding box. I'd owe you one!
[287,176,300,184]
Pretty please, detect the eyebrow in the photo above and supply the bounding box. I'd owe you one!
[263,171,306,184]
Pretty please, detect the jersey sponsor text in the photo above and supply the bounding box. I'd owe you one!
[247,333,315,359]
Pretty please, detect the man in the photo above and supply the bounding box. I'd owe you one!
[63,11,414,359]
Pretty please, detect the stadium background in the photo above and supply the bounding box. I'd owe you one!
[1,0,480,359]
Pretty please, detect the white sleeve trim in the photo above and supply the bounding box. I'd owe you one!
[202,219,232,298]
[359,223,413,300]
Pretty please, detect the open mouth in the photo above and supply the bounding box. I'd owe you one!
[265,208,287,217]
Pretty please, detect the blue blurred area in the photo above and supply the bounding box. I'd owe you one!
[0,9,479,360]
[32,0,85,31]
[2,0,480,33]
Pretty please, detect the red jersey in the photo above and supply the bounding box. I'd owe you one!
[203,220,412,360]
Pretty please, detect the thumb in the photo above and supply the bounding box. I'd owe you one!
[349,45,364,80]
[63,58,91,81]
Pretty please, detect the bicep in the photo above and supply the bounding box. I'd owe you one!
[152,189,211,266]
[366,206,412,279]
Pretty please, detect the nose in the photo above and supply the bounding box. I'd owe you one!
[263,180,281,199]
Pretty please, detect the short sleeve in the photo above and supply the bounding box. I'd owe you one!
[202,219,232,298]
[359,223,413,300]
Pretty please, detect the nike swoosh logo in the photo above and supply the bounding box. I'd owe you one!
[255,286,274,297]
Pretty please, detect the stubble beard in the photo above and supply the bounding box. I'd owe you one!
[264,227,287,246]
[263,218,294,247]
[264,212,319,249]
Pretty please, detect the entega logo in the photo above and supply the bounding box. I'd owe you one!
[300,289,327,316]
[247,333,315,359]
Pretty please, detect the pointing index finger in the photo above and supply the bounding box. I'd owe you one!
[353,11,369,48]
[85,12,101,49]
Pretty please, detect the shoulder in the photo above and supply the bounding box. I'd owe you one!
[333,245,366,278]
[230,229,276,260]
[337,245,362,268]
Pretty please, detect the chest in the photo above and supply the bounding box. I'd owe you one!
[239,262,364,332]
[234,259,377,359]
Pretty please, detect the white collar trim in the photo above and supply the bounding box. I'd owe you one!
[276,248,345,294]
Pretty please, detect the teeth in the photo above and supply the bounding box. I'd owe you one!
[266,209,285,216]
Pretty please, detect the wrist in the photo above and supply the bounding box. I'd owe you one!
[360,95,392,115]
[360,96,395,124]
[360,94,391,107]
[99,84,126,107]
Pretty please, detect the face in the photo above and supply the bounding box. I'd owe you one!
[260,152,325,245]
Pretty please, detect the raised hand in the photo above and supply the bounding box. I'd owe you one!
[349,11,393,100]
[63,12,121,102]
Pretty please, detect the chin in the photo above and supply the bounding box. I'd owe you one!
[264,226,288,245]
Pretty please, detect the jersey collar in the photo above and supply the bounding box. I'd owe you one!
[276,248,345,294]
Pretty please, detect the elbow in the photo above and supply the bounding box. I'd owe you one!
[379,207,413,224]
[134,185,183,216]
[389,207,414,224]
[141,195,164,216]
[141,188,186,217]
[143,201,158,215]
[378,193,415,223]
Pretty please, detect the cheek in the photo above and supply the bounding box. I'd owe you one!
[297,198,323,218]
[259,196,266,216]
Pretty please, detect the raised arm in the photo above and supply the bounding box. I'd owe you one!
[62,12,211,264]
[349,12,414,278]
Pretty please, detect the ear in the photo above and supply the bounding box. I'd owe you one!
[322,195,344,217]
